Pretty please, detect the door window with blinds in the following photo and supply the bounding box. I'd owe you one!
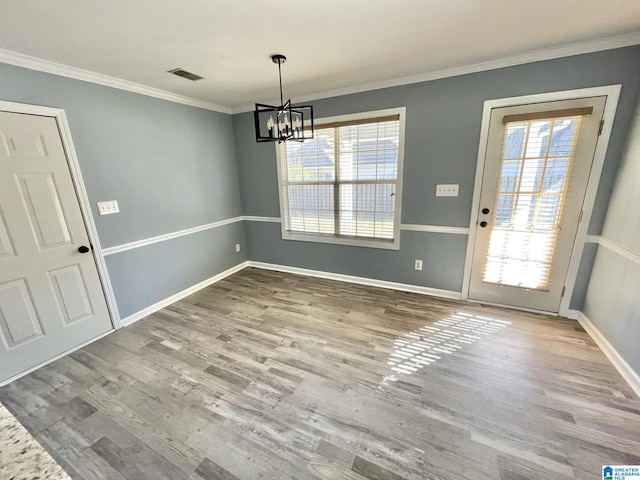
[468,94,607,313]
[484,111,585,289]
[276,108,405,249]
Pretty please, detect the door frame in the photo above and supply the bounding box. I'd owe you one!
[0,100,121,329]
[461,85,621,317]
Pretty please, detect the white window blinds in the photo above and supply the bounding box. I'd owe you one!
[279,113,403,247]
[483,113,586,290]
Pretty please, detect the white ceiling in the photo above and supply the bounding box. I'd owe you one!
[1,0,639,111]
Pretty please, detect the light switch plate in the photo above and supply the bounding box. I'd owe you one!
[97,200,120,215]
[436,184,459,197]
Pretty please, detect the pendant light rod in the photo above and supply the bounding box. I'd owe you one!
[272,54,286,106]
[278,61,283,106]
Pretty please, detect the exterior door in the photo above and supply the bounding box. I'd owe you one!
[0,111,112,383]
[468,96,606,312]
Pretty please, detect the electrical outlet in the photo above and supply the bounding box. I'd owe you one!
[235,243,241,252]
[436,184,459,197]
[414,259,423,271]
[97,200,120,215]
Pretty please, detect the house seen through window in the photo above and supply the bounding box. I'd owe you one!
[277,108,405,249]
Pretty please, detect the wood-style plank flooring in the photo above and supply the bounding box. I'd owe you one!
[1,268,639,479]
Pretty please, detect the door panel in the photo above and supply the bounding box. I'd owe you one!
[0,209,16,259]
[48,265,94,325]
[6,133,47,157]
[0,279,44,347]
[18,173,72,249]
[0,111,112,382]
[468,97,606,312]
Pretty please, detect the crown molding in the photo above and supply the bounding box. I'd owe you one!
[2,31,638,116]
[0,48,232,114]
[231,31,640,114]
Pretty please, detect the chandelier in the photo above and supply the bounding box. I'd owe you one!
[254,54,314,143]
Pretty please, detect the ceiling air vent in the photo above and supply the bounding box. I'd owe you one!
[167,68,204,81]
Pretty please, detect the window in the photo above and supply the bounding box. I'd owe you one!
[485,115,580,289]
[276,108,405,249]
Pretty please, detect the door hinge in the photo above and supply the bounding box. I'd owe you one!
[561,286,566,298]
[598,119,604,136]
[578,210,583,223]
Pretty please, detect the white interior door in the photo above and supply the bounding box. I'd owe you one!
[468,96,606,312]
[0,111,113,383]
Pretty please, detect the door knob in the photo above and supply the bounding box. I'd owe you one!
[480,221,488,228]
[482,208,490,214]
[78,245,90,253]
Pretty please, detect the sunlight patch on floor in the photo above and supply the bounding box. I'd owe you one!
[383,312,511,383]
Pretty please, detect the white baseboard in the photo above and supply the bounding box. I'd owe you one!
[120,261,250,327]
[565,309,581,320]
[0,329,114,387]
[120,259,461,327]
[247,261,462,300]
[578,312,640,399]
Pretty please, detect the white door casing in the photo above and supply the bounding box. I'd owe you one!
[462,86,621,316]
[0,108,116,384]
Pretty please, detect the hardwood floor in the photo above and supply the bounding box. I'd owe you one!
[1,268,639,479]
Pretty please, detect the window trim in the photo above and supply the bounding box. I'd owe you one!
[275,107,406,250]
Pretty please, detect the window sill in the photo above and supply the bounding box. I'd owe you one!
[282,231,400,250]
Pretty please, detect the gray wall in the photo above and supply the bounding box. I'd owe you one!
[0,62,247,319]
[569,243,599,311]
[2,46,639,320]
[584,92,640,374]
[234,46,640,301]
